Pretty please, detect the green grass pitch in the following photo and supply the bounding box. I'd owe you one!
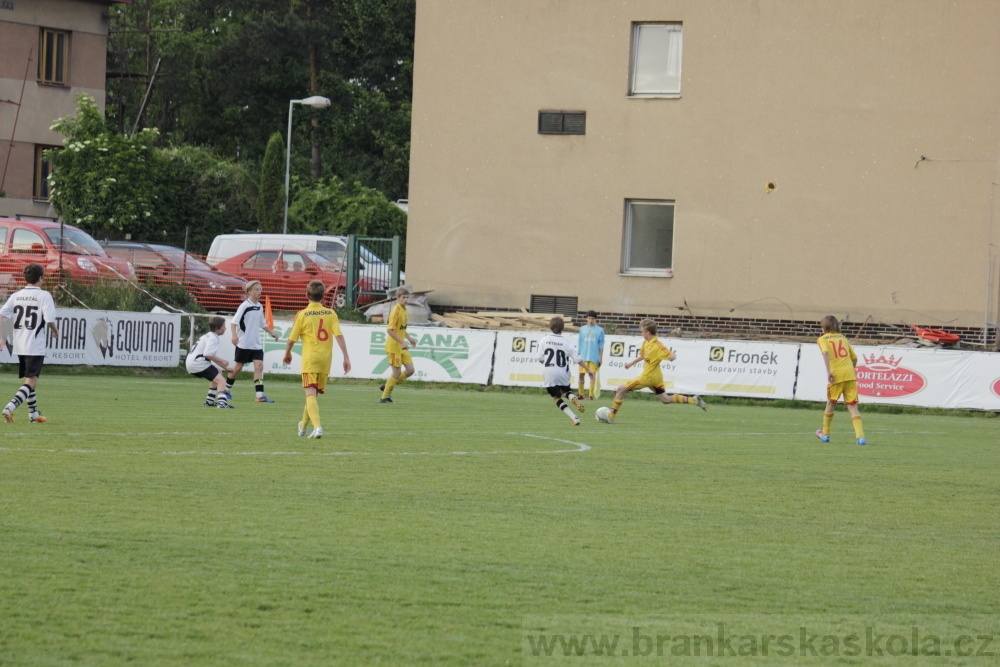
[1,375,998,665]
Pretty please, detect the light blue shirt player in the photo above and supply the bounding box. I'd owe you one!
[576,323,605,364]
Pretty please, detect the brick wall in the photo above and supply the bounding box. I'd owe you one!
[432,304,998,348]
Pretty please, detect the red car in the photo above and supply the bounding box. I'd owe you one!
[101,241,247,311]
[0,217,135,285]
[214,249,353,311]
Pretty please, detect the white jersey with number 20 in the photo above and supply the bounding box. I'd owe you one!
[537,333,582,387]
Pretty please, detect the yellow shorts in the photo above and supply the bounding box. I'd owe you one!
[827,380,859,405]
[301,373,328,393]
[387,349,413,368]
[579,361,599,375]
[626,375,665,394]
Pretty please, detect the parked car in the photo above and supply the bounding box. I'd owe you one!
[0,217,136,285]
[101,241,247,311]
[205,233,403,291]
[214,249,358,311]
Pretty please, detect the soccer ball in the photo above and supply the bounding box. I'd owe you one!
[595,406,613,423]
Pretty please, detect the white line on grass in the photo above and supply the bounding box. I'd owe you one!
[0,434,591,457]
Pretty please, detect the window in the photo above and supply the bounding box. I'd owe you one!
[282,252,307,272]
[11,229,46,254]
[38,28,69,85]
[629,23,682,97]
[245,251,279,270]
[34,145,56,200]
[538,111,586,135]
[0,227,8,249]
[622,200,674,277]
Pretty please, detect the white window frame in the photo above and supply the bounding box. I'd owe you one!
[621,200,675,277]
[629,22,683,98]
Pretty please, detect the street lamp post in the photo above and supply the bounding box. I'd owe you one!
[284,95,331,234]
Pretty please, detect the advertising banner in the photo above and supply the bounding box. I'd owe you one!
[602,337,801,399]
[491,330,557,386]
[0,308,180,367]
[492,331,799,399]
[796,344,1000,410]
[215,322,496,385]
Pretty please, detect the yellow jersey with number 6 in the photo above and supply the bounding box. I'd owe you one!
[289,302,342,374]
[817,332,857,383]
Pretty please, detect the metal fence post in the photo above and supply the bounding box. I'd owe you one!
[391,235,400,289]
[346,234,358,307]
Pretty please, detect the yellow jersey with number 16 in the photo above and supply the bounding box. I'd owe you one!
[288,302,342,374]
[817,332,857,383]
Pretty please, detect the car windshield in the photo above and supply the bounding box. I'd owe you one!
[358,245,387,265]
[43,227,105,256]
[157,248,214,271]
[305,252,343,271]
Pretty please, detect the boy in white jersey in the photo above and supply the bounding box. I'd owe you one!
[226,280,280,403]
[537,316,586,425]
[1,263,59,423]
[186,316,234,408]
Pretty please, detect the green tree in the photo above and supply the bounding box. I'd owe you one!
[47,95,256,254]
[289,175,407,261]
[106,0,415,199]
[47,94,161,240]
[257,132,286,233]
[155,146,258,255]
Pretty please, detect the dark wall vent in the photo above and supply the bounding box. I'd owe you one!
[530,295,579,317]
[538,111,586,135]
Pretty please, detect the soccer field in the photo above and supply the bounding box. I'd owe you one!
[1,375,998,665]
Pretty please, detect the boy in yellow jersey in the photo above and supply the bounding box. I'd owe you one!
[379,287,417,404]
[607,318,706,422]
[815,315,866,445]
[282,280,351,439]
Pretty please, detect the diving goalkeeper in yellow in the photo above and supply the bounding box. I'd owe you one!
[607,318,706,422]
[815,315,866,445]
[283,280,351,439]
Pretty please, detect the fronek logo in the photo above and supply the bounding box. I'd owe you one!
[709,346,724,362]
[370,332,470,378]
[610,342,625,357]
[856,353,925,398]
[512,337,526,352]
[992,378,1000,399]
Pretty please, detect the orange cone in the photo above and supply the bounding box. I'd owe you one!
[264,295,275,330]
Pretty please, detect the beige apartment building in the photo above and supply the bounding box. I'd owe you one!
[407,1,1000,342]
[0,0,124,219]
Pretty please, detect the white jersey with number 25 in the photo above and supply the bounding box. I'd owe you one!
[0,285,57,356]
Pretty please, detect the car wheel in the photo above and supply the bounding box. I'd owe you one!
[327,289,347,309]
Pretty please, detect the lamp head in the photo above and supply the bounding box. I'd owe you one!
[300,96,331,108]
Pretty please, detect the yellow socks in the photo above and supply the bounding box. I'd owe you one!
[610,398,623,414]
[381,376,398,399]
[852,415,865,439]
[305,395,321,430]
[300,405,311,431]
[822,411,834,436]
